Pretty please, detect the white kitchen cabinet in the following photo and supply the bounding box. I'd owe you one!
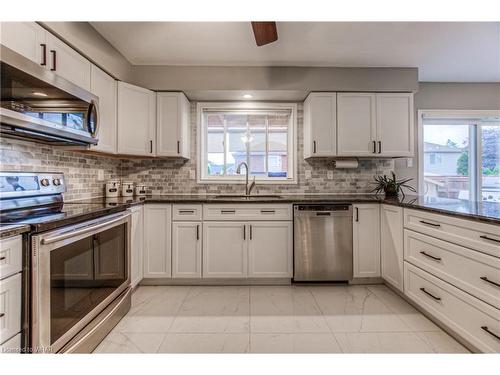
[157,92,190,158]
[248,221,292,278]
[381,204,404,291]
[303,93,337,158]
[130,206,144,287]
[352,204,381,278]
[46,32,91,91]
[172,222,202,278]
[90,65,117,154]
[0,273,21,345]
[0,22,46,65]
[203,222,247,278]
[337,93,377,156]
[117,82,156,156]
[143,204,171,278]
[376,93,414,157]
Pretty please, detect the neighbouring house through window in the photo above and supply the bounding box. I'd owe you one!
[198,103,297,183]
[420,111,500,202]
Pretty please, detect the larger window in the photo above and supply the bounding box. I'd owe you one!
[198,103,297,183]
[420,111,500,202]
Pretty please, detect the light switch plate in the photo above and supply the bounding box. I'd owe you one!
[407,158,413,168]
[304,170,312,180]
[97,169,105,181]
[327,170,334,180]
[189,170,196,180]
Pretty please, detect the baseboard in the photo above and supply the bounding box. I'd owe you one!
[139,278,292,286]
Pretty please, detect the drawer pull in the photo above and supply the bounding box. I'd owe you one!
[179,210,195,214]
[0,312,4,318]
[221,210,236,214]
[479,235,500,244]
[419,220,441,228]
[196,225,200,240]
[419,287,441,301]
[419,251,442,261]
[480,276,500,288]
[260,210,275,214]
[481,326,500,341]
[0,256,6,261]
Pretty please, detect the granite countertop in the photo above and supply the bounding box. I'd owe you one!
[0,223,31,239]
[71,194,500,225]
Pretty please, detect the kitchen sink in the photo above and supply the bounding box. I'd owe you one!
[212,194,283,199]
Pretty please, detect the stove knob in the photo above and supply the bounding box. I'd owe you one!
[40,178,50,187]
[53,178,61,186]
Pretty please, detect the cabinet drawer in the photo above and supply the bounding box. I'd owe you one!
[404,208,500,258]
[0,236,22,280]
[404,230,500,309]
[172,204,203,221]
[203,204,292,221]
[0,273,22,345]
[404,262,500,353]
[0,332,21,353]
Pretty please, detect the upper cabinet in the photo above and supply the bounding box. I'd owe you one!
[156,92,190,158]
[1,22,91,91]
[305,92,414,158]
[117,82,156,156]
[90,65,117,154]
[303,93,337,158]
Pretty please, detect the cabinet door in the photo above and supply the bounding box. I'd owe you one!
[337,93,377,156]
[303,93,336,157]
[117,82,156,156]
[172,222,201,278]
[143,204,171,278]
[46,32,91,91]
[130,206,143,287]
[90,65,117,154]
[353,204,381,278]
[157,92,190,158]
[0,22,46,65]
[203,222,247,278]
[248,221,292,278]
[381,204,404,291]
[376,93,414,157]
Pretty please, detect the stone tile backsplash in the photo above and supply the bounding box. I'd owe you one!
[0,102,393,199]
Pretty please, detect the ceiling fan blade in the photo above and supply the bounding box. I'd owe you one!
[251,22,278,46]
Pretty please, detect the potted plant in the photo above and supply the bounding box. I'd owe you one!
[371,172,416,198]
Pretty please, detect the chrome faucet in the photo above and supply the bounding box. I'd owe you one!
[236,162,256,196]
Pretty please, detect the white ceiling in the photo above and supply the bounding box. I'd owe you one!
[91,22,500,82]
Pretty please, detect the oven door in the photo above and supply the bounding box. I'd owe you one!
[31,212,131,353]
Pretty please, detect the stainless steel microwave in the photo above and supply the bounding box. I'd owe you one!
[0,45,99,146]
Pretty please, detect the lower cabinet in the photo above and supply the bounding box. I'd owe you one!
[203,222,248,278]
[248,221,293,278]
[143,204,172,278]
[352,204,381,278]
[130,206,144,287]
[381,204,404,291]
[172,222,202,278]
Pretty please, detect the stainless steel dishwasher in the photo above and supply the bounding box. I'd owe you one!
[293,204,353,282]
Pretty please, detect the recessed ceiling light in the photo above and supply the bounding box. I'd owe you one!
[242,94,253,99]
[32,92,48,97]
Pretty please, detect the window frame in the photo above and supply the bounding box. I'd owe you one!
[197,102,298,184]
[418,109,500,200]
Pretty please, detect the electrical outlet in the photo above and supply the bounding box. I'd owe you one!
[304,170,312,180]
[327,170,334,180]
[189,170,196,180]
[97,169,105,181]
[407,158,413,168]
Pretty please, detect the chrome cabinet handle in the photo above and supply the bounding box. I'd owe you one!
[480,276,500,288]
[313,141,316,154]
[419,251,442,261]
[196,224,200,240]
[249,225,253,240]
[40,43,47,66]
[260,210,275,214]
[150,140,153,154]
[177,141,180,154]
[0,312,4,318]
[50,49,56,71]
[479,235,500,244]
[420,287,441,301]
[243,225,246,240]
[355,207,359,222]
[378,141,382,154]
[372,140,376,153]
[419,220,441,228]
[179,210,195,214]
[0,256,6,261]
[481,326,500,341]
[221,210,235,214]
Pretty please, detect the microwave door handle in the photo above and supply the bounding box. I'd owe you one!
[41,213,129,245]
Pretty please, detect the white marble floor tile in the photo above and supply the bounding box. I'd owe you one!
[94,332,164,353]
[250,333,342,353]
[416,332,469,353]
[334,332,433,353]
[250,286,330,333]
[158,333,250,353]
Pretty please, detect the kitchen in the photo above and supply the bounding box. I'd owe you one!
[0,3,499,371]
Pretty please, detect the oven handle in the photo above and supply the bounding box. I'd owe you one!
[41,213,130,245]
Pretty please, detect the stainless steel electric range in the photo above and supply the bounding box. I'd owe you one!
[0,172,132,353]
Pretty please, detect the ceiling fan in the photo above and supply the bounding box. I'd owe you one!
[251,22,278,46]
